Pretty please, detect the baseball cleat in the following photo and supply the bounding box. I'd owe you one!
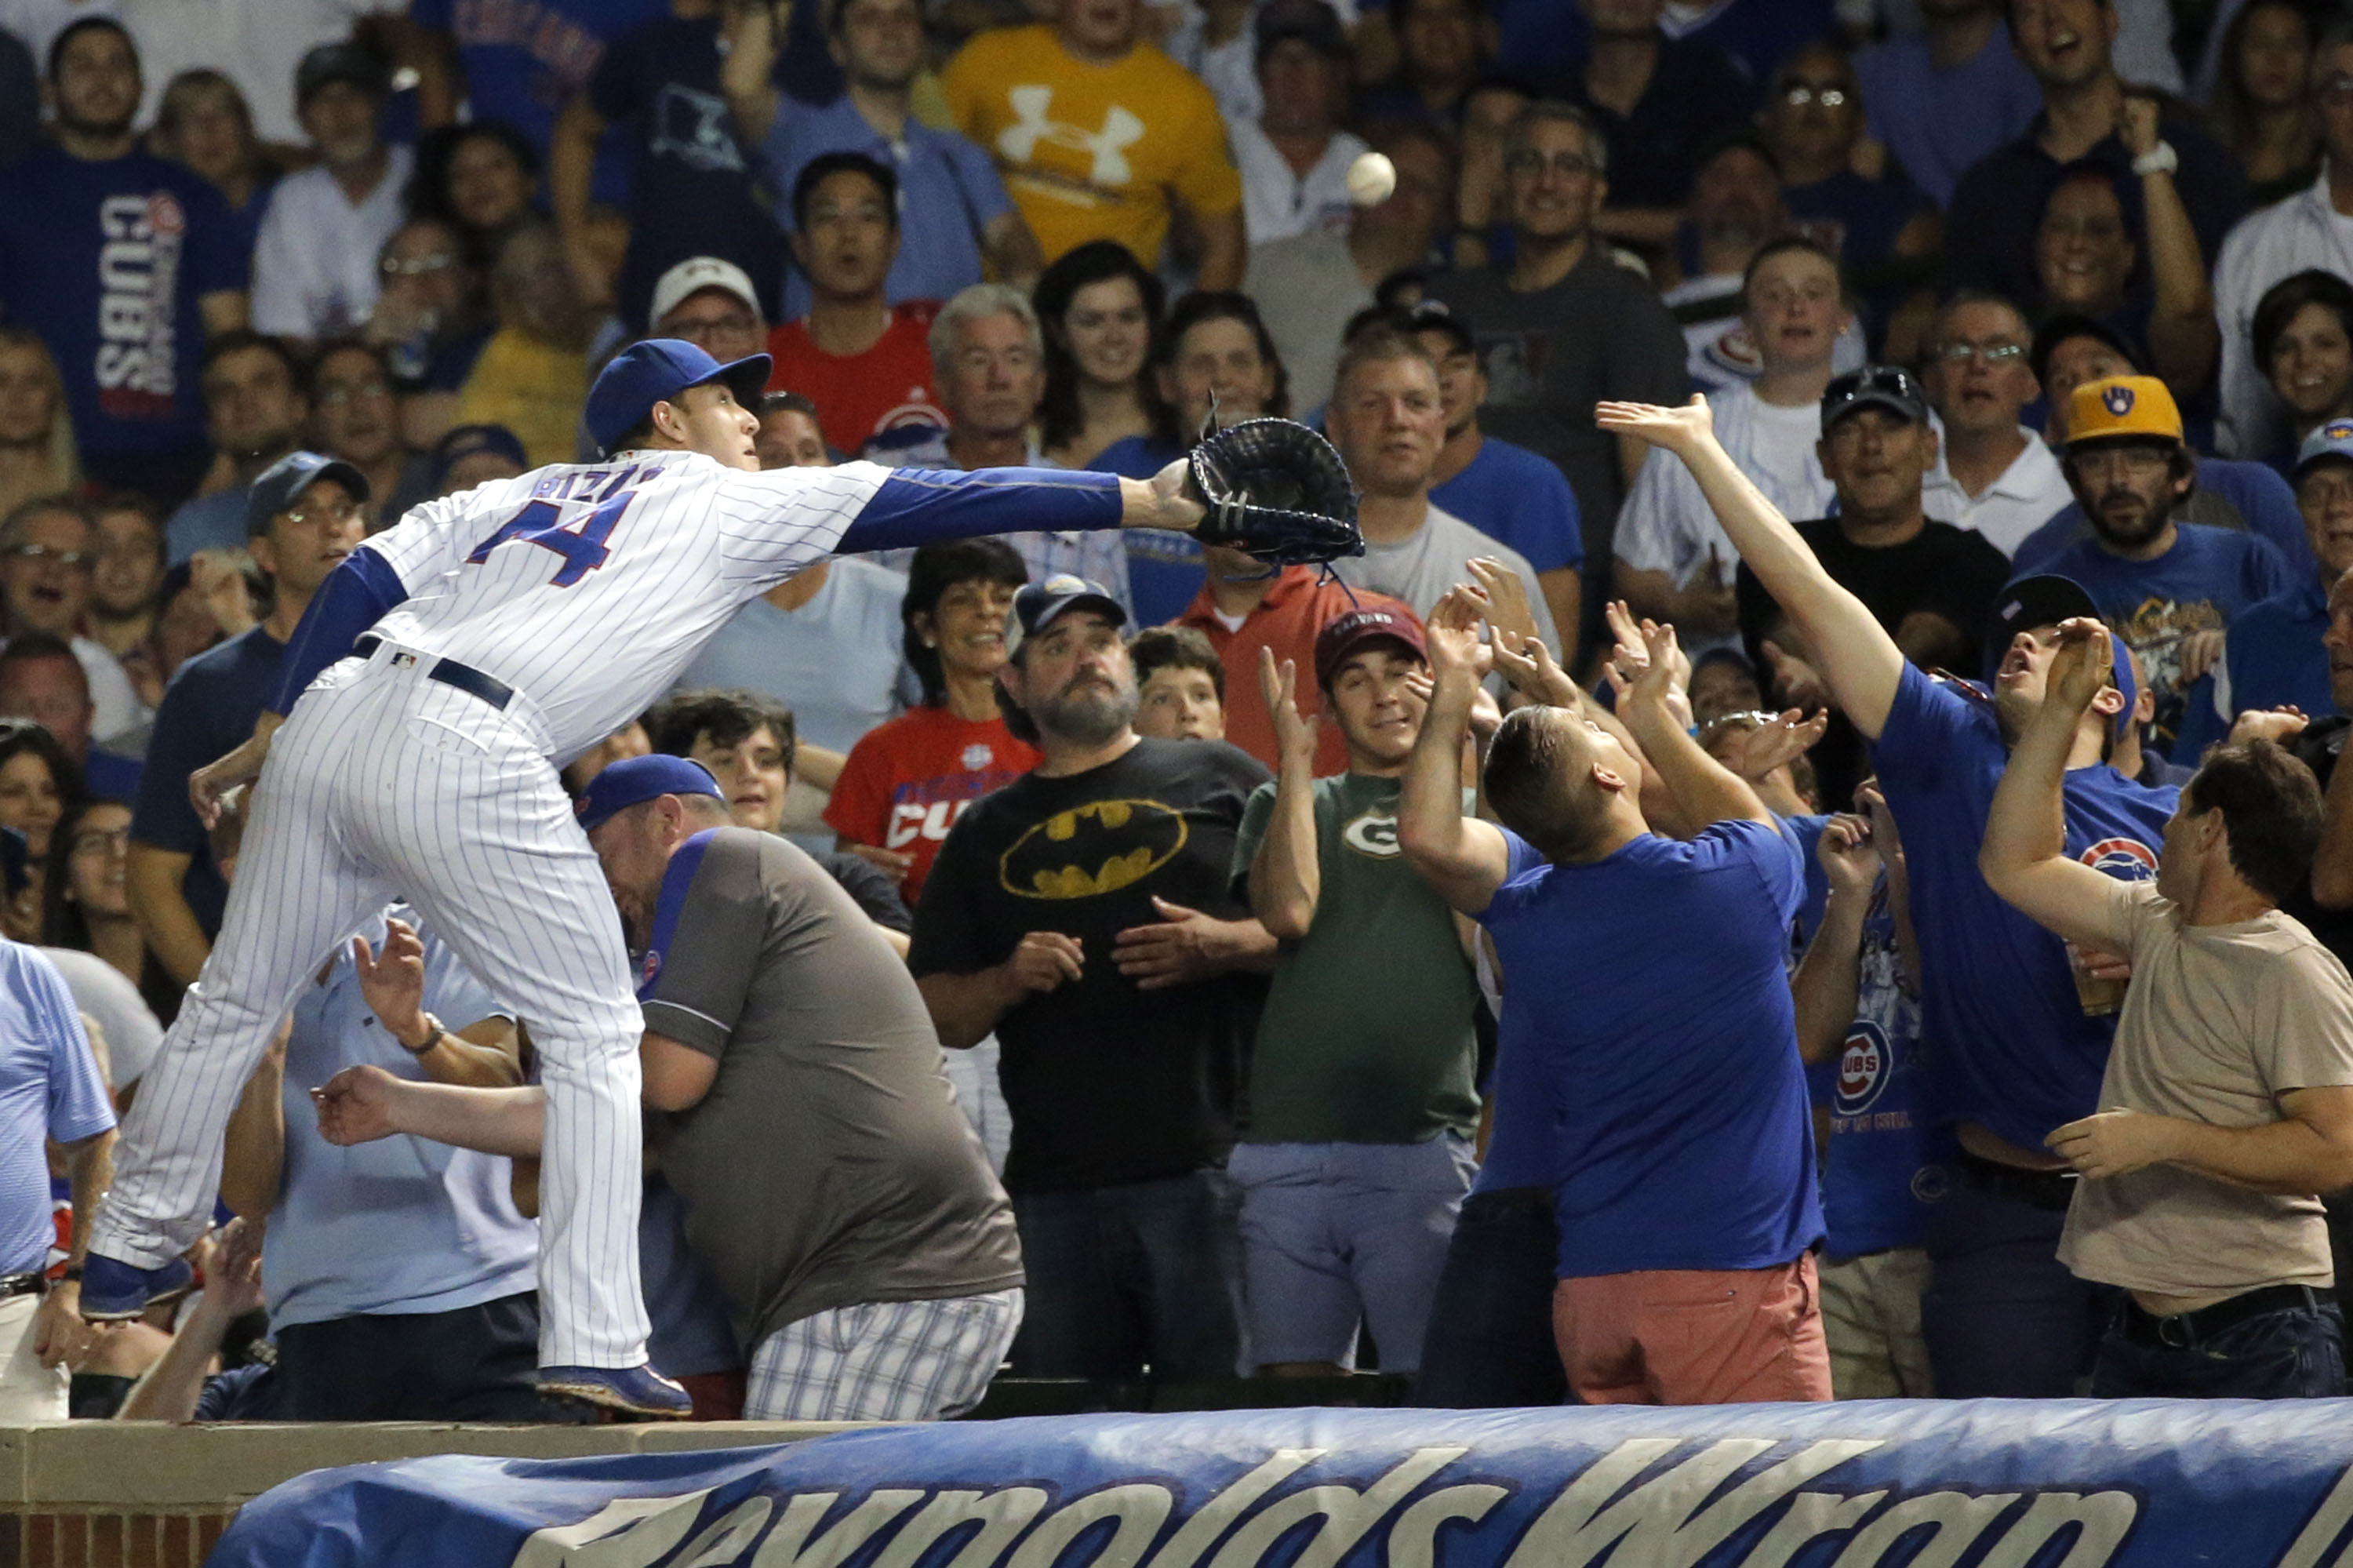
[536,1362,693,1418]
[78,1254,195,1321]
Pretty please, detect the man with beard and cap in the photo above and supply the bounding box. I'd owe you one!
[2020,374,2299,761]
[910,575,1277,1384]
[1598,391,2178,1400]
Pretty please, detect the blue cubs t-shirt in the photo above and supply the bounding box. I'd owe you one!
[2013,457,2311,577]
[2022,522,2298,755]
[0,149,246,461]
[1477,817,1823,1278]
[1871,662,2177,1152]
[1823,878,1955,1259]
[1429,435,1585,575]
[1098,434,1206,628]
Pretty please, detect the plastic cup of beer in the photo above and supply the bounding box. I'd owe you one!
[2067,941,2127,1016]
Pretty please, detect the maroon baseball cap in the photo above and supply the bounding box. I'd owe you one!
[1315,604,1427,690]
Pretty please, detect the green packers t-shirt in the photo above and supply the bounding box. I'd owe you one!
[1231,772,1480,1144]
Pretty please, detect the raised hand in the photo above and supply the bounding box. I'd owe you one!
[1594,393,1716,454]
[1259,647,1319,769]
[1740,708,1829,781]
[1758,638,1831,715]
[2229,706,2309,746]
[354,918,429,1045]
[1606,613,1687,719]
[2049,617,2114,716]
[1425,587,1489,682]
[1817,812,1881,898]
[1465,558,1539,646]
[1405,671,1502,737]
[1489,625,1578,709]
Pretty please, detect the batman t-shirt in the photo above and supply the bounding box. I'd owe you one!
[910,737,1271,1193]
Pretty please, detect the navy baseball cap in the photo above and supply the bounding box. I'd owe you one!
[1820,365,1929,431]
[1984,575,2137,737]
[1011,573,1127,650]
[2295,417,2353,483]
[574,754,722,835]
[247,450,368,537]
[584,339,773,458]
[431,423,527,490]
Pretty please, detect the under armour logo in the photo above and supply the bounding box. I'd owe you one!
[2102,384,2135,417]
[998,86,1145,187]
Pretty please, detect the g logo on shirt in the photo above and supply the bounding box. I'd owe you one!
[1835,1021,1890,1117]
[1341,804,1402,858]
[2079,836,2159,880]
[999,799,1187,898]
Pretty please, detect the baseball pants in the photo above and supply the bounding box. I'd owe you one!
[91,644,651,1368]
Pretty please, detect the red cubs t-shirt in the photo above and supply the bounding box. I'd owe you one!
[824,705,1039,903]
[765,304,949,457]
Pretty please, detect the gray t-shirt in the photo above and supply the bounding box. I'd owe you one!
[1328,504,1561,653]
[642,828,1022,1348]
[1426,248,1689,561]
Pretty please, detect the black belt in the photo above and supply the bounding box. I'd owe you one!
[2115,1283,2336,1349]
[354,635,512,712]
[1955,1148,2080,1212]
[0,1271,44,1300]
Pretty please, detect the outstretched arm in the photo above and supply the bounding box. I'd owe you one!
[311,1064,547,1158]
[1596,398,1905,739]
[1397,590,1514,915]
[835,461,1204,555]
[1978,619,2132,949]
[1605,609,1776,830]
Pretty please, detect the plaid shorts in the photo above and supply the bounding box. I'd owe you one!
[745,1287,1024,1422]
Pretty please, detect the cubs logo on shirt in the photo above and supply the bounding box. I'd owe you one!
[961,742,996,772]
[1835,1021,1891,1117]
[2078,836,2159,879]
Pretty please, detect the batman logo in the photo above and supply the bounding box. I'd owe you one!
[999,798,1188,899]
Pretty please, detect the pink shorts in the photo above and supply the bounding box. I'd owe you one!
[1554,1253,1834,1406]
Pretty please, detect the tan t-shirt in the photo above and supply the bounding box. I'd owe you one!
[2057,881,2353,1297]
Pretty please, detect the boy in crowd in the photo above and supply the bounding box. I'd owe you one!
[1132,626,1227,744]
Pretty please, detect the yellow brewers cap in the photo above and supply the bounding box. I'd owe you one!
[2068,374,2183,446]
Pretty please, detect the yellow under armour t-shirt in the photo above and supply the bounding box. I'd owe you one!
[942,25,1242,270]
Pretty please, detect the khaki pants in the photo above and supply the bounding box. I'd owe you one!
[1821,1246,1935,1399]
[0,1292,65,1422]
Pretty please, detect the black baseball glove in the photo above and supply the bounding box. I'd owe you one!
[1186,418,1363,568]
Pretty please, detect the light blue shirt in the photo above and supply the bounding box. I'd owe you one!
[675,555,916,755]
[262,908,536,1328]
[763,93,1016,319]
[0,942,112,1275]
[165,486,250,566]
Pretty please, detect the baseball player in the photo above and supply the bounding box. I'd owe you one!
[79,338,1224,1415]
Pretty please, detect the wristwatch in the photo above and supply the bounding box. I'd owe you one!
[398,1011,443,1054]
[2131,140,2178,177]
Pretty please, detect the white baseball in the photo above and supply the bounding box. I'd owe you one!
[1346,151,1397,208]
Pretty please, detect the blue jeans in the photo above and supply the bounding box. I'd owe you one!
[1230,1136,1475,1373]
[1009,1169,1245,1381]
[2091,1294,2345,1399]
[1412,1186,1570,1407]
[1921,1176,2110,1397]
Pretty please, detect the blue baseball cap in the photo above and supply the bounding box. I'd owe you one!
[574,754,722,835]
[1010,573,1127,650]
[247,450,368,537]
[2295,417,2353,483]
[430,423,527,491]
[584,338,772,457]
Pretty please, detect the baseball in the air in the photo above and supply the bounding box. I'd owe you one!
[1346,151,1397,208]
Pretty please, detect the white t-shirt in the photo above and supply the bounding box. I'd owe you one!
[1664,272,1867,393]
[250,144,416,340]
[122,0,387,145]
[1230,118,1367,249]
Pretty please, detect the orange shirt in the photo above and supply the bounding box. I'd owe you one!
[824,704,1040,904]
[765,304,948,457]
[1176,568,1418,777]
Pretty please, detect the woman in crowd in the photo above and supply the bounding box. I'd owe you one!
[2207,0,2321,208]
[825,539,1035,904]
[0,722,83,941]
[0,329,78,523]
[150,70,277,263]
[2254,268,2353,474]
[1035,241,1165,471]
[1096,291,1291,625]
[43,797,180,1024]
[409,122,542,268]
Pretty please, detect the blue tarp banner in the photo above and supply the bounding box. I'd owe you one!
[212,1401,2353,1566]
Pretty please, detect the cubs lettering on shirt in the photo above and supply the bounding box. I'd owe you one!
[824,705,1040,903]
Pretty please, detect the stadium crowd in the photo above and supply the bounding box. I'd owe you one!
[9,0,2353,1424]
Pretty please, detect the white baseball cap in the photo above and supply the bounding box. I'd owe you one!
[649,256,762,329]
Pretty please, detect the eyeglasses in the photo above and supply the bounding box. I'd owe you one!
[6,544,89,570]
[1935,340,2028,366]
[382,253,456,278]
[2068,442,2173,475]
[283,497,364,526]
[1504,150,1595,179]
[1778,81,1849,109]
[72,827,129,857]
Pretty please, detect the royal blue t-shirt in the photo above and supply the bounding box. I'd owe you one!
[2228,577,2335,721]
[589,13,789,331]
[2013,457,2311,577]
[1429,436,1585,576]
[1098,434,1206,628]
[2022,523,2298,755]
[131,627,288,937]
[1822,877,1955,1258]
[1478,818,1823,1278]
[0,149,246,461]
[1871,662,2177,1151]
